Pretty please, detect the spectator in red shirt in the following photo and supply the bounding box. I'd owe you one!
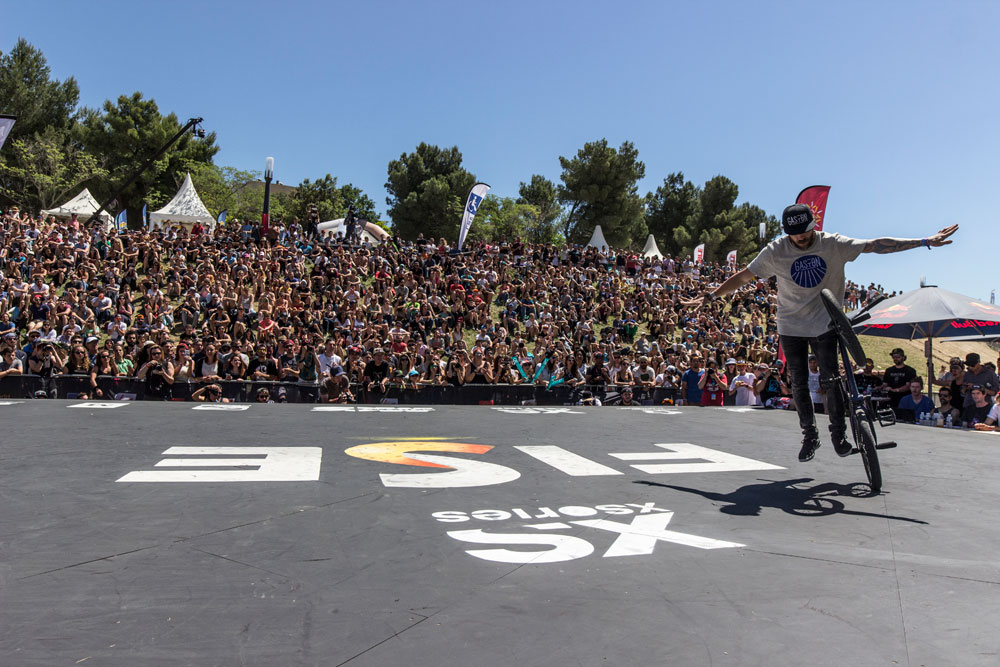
[698,358,727,406]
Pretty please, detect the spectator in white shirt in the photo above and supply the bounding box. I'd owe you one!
[728,361,760,406]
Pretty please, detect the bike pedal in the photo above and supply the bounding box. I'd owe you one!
[877,409,896,427]
[875,441,897,450]
[849,447,860,455]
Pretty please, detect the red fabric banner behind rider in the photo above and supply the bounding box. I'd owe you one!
[795,185,831,232]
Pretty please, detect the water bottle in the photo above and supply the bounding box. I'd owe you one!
[936,412,944,427]
[919,412,927,425]
[945,414,953,428]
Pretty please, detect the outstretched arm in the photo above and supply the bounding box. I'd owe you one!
[862,225,958,254]
[681,268,756,308]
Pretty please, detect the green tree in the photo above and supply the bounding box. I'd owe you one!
[466,196,548,245]
[184,162,262,223]
[644,172,700,256]
[517,174,562,243]
[0,38,80,146]
[557,139,647,248]
[664,175,779,263]
[0,127,107,210]
[288,174,377,223]
[76,92,219,222]
[385,142,475,241]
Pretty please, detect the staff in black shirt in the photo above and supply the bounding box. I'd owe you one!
[364,348,391,393]
[879,347,917,410]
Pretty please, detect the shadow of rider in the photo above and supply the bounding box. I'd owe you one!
[636,478,927,524]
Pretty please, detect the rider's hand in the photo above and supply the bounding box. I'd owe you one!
[680,294,710,309]
[927,224,959,247]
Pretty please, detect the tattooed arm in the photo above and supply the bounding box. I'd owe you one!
[862,225,959,254]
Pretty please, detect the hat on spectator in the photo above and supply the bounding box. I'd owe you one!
[2,332,16,339]
[329,364,346,377]
[85,336,99,345]
[966,353,981,366]
[774,359,784,367]
[890,347,906,358]
[725,358,737,365]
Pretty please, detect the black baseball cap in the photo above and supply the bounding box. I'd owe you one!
[781,204,815,235]
[890,348,906,357]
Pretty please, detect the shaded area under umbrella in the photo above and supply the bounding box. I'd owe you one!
[851,286,1000,396]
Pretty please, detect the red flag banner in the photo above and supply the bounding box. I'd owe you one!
[795,185,831,232]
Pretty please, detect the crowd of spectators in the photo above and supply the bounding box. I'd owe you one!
[1,204,994,421]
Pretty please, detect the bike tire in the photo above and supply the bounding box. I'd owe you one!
[820,289,868,368]
[855,409,882,494]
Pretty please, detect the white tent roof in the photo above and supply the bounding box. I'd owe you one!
[41,188,113,225]
[317,218,389,245]
[642,234,663,259]
[148,173,214,229]
[586,225,610,252]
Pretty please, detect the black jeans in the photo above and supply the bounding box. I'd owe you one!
[779,332,846,441]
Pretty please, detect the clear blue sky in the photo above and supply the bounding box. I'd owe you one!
[5,0,997,299]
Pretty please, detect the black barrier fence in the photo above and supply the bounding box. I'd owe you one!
[0,375,681,406]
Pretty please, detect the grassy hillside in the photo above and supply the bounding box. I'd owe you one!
[858,334,997,379]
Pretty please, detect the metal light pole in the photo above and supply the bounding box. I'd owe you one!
[261,156,274,239]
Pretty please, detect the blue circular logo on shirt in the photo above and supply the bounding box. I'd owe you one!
[790,255,827,288]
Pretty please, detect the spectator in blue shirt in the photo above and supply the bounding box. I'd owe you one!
[897,378,935,422]
[681,356,704,405]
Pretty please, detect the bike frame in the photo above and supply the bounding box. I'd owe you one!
[831,337,878,448]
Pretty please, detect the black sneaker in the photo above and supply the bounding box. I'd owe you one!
[832,435,853,457]
[798,437,820,462]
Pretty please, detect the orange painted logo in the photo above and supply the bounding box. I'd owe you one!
[345,440,493,469]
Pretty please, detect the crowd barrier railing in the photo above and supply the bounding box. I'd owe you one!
[0,375,680,406]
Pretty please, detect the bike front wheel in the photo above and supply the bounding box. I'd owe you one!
[855,409,882,493]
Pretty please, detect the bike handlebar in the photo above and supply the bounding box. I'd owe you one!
[849,295,886,325]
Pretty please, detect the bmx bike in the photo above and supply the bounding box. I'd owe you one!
[820,289,897,494]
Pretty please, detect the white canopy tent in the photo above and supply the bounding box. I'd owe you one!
[642,234,663,259]
[148,173,215,231]
[586,225,610,253]
[317,218,389,245]
[40,188,113,228]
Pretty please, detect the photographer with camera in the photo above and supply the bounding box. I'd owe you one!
[697,358,727,406]
[363,347,392,396]
[28,341,65,398]
[191,383,228,403]
[137,345,174,400]
[754,362,789,407]
[306,204,320,240]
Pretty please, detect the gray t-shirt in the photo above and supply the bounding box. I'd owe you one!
[747,232,867,337]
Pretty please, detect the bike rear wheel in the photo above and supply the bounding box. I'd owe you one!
[820,289,868,368]
[855,409,882,493]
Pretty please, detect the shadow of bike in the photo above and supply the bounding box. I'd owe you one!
[636,477,927,524]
